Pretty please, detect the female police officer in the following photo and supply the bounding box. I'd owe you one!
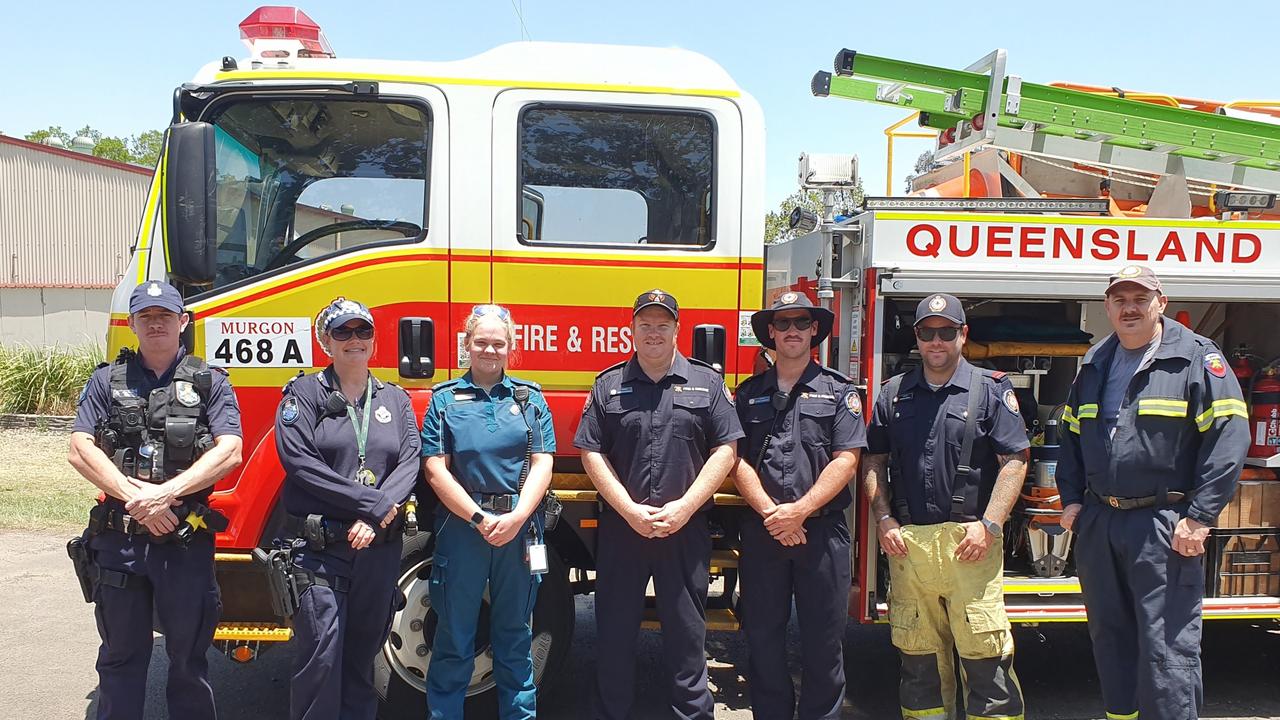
[275,298,421,720]
[421,304,555,719]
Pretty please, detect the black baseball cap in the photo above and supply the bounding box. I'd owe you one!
[914,293,966,326]
[128,281,184,315]
[633,289,679,319]
[750,291,834,349]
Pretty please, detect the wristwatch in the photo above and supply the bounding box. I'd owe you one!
[981,517,1003,538]
[468,511,485,528]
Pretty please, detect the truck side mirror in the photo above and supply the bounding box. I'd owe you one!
[164,122,217,287]
[692,324,726,374]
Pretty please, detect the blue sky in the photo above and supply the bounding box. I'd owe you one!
[5,0,1278,209]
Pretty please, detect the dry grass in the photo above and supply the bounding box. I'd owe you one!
[0,429,98,531]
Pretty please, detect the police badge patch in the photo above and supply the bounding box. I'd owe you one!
[375,405,392,423]
[174,381,200,407]
[1003,389,1020,414]
[281,397,299,425]
[845,391,861,417]
[1204,352,1228,378]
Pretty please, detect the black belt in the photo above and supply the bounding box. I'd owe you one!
[1088,489,1188,510]
[284,513,399,549]
[473,493,520,513]
[90,506,152,535]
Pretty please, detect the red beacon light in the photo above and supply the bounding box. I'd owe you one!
[239,6,335,60]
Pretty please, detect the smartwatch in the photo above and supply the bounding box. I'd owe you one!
[468,511,485,528]
[981,517,1003,538]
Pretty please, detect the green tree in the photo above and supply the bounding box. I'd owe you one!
[129,130,164,167]
[763,181,864,245]
[24,126,71,146]
[24,124,162,166]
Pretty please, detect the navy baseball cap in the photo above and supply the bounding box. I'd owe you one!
[129,281,184,315]
[914,293,966,326]
[633,289,679,319]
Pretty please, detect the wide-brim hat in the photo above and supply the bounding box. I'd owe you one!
[750,291,834,350]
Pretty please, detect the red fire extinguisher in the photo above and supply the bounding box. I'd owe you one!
[1249,364,1280,459]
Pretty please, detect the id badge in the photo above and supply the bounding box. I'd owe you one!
[526,539,549,575]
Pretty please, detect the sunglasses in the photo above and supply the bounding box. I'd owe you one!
[771,316,814,331]
[330,324,374,341]
[472,304,511,320]
[915,326,961,342]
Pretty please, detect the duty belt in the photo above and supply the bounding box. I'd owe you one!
[473,493,520,513]
[284,513,400,550]
[1088,489,1189,510]
[89,506,152,536]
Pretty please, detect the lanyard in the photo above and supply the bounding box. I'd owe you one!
[345,377,373,467]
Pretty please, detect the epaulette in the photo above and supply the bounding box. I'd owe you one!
[281,369,306,397]
[431,378,463,393]
[509,376,542,391]
[815,365,853,383]
[95,361,110,370]
[595,360,628,378]
[209,365,229,376]
[982,369,1008,383]
[687,357,720,372]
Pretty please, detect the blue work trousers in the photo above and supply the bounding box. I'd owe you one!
[1075,502,1205,720]
[740,512,851,720]
[290,539,403,720]
[89,531,220,720]
[428,513,540,719]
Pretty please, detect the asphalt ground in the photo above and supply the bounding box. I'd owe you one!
[2,531,1278,719]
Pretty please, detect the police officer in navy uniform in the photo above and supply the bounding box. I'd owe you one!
[421,304,556,719]
[732,292,865,720]
[575,289,744,720]
[1057,266,1248,720]
[68,281,244,720]
[275,298,421,720]
[861,293,1029,720]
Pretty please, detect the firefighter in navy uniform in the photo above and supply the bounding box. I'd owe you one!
[274,298,421,720]
[732,292,865,720]
[575,289,744,720]
[67,281,243,720]
[1057,266,1248,720]
[861,293,1029,720]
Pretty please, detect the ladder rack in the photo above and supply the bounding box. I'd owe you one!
[812,49,1280,193]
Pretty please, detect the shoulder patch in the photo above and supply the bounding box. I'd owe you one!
[1204,352,1228,378]
[281,397,299,425]
[581,392,592,414]
[723,384,735,406]
[844,390,862,417]
[1002,388,1020,414]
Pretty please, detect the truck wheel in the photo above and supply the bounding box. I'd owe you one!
[374,532,574,719]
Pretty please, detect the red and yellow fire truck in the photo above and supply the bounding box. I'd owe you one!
[106,9,1280,715]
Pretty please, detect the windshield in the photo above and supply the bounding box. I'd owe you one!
[206,97,430,289]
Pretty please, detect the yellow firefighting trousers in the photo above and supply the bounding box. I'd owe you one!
[887,522,1024,720]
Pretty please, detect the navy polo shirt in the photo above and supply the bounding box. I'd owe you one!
[735,361,867,512]
[867,359,1029,525]
[420,372,555,496]
[275,368,421,525]
[574,353,744,511]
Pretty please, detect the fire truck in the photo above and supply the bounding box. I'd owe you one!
[784,49,1280,626]
[106,7,1280,716]
[112,7,763,716]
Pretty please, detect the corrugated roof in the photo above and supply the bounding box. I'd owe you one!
[0,134,152,176]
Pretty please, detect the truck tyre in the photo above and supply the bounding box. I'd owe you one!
[374,531,575,719]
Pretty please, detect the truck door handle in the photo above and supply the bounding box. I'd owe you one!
[693,324,726,374]
[398,317,435,379]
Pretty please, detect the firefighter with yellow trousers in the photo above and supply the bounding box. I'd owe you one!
[862,293,1029,720]
[1057,266,1248,720]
